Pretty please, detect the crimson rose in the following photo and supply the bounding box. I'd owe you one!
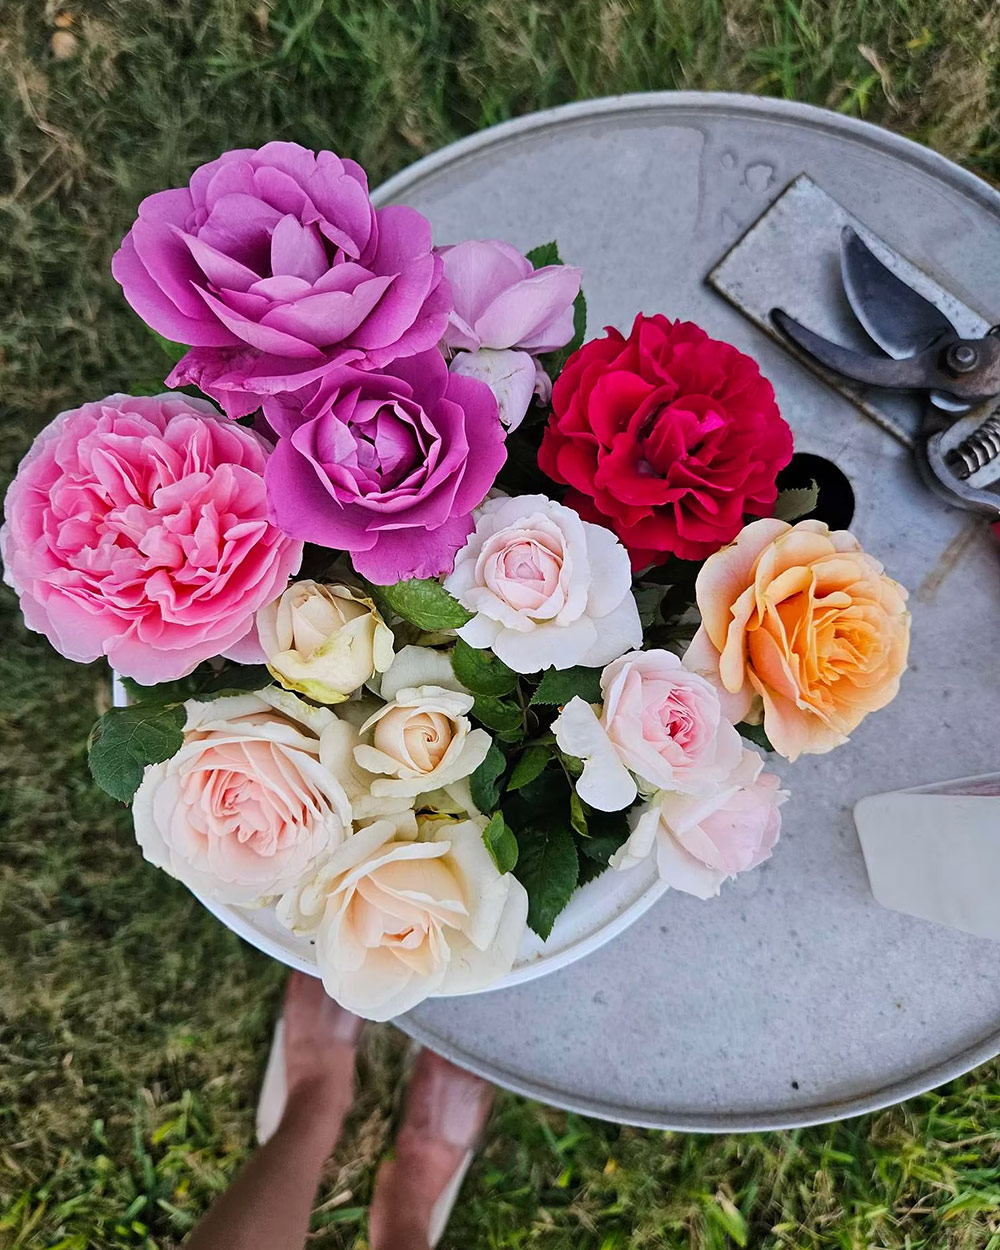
[538,315,793,565]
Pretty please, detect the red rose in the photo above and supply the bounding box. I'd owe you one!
[538,315,793,566]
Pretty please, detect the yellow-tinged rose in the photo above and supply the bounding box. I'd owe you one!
[683,518,910,761]
[256,581,394,704]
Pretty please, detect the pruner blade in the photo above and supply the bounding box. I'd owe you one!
[769,308,1000,404]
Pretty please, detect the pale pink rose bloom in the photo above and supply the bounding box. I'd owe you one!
[444,494,641,674]
[277,808,529,1020]
[132,689,354,906]
[612,748,787,899]
[1,393,302,683]
[448,348,552,431]
[438,239,582,354]
[554,650,743,812]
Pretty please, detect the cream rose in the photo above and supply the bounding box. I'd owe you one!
[132,688,354,906]
[256,580,394,704]
[443,493,642,673]
[612,747,787,898]
[553,649,743,811]
[353,646,491,801]
[277,808,529,1020]
[684,518,910,761]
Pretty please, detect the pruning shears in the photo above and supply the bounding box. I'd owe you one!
[770,226,1000,526]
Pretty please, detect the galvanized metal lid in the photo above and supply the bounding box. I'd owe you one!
[375,93,1000,1131]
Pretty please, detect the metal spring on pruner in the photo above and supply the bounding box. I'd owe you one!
[945,411,1000,480]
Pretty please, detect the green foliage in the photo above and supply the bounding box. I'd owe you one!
[739,720,775,753]
[88,702,186,802]
[150,330,187,364]
[773,479,820,522]
[526,240,561,268]
[451,637,518,697]
[507,744,551,790]
[469,741,507,813]
[371,578,473,631]
[471,695,523,739]
[482,811,519,874]
[530,665,603,706]
[513,823,580,940]
[123,663,274,706]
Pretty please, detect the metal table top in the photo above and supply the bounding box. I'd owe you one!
[376,93,1000,1131]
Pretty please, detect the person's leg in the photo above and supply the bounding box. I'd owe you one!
[185,972,362,1250]
[369,1049,495,1250]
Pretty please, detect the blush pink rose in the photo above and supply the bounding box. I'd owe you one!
[438,239,582,355]
[444,493,641,674]
[553,650,743,811]
[133,689,354,906]
[1,393,302,683]
[113,142,452,400]
[612,747,787,898]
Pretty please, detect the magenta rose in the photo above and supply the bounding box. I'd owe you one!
[1,393,302,683]
[112,142,452,404]
[263,349,506,584]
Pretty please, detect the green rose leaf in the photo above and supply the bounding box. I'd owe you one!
[451,638,518,698]
[529,665,603,707]
[88,702,187,803]
[373,578,473,631]
[526,240,561,268]
[471,695,523,739]
[507,744,551,791]
[469,741,507,813]
[569,789,588,837]
[513,824,580,940]
[122,664,273,706]
[576,808,631,885]
[773,480,819,523]
[482,812,519,874]
[150,329,187,364]
[738,721,775,753]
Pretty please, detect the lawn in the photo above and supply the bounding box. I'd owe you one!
[2,1,1000,1247]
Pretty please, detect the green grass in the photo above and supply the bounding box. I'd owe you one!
[2,1,1000,1246]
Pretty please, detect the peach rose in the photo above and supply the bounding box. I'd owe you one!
[684,518,910,761]
[277,808,529,1020]
[132,689,354,905]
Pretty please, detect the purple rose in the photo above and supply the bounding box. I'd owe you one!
[263,349,506,585]
[112,142,452,383]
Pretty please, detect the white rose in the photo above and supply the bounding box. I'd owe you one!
[256,580,394,704]
[277,808,529,1020]
[443,494,642,674]
[612,748,787,898]
[132,688,354,906]
[352,645,492,801]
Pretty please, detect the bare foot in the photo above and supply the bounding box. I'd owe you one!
[369,1049,494,1250]
[272,972,364,1150]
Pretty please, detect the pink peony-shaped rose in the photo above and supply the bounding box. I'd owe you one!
[263,348,506,584]
[113,141,452,404]
[553,650,743,811]
[1,393,302,682]
[612,747,787,898]
[439,239,582,355]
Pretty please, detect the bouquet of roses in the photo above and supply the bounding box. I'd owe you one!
[2,142,911,1021]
